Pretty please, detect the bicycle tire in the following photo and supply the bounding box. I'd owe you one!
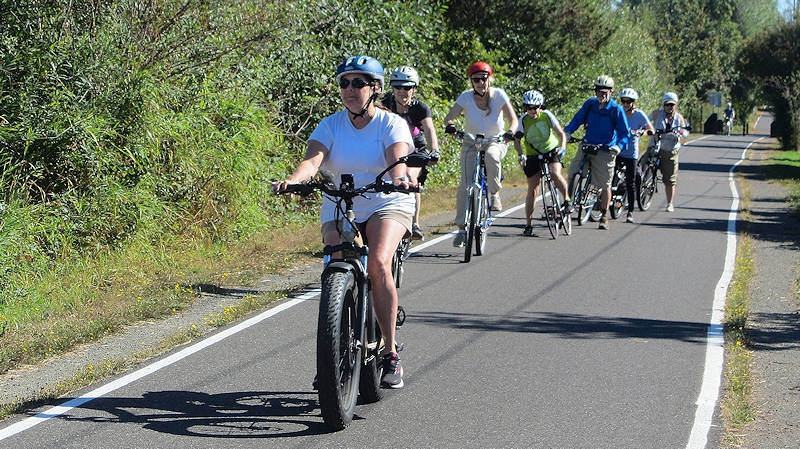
[317,270,362,431]
[391,250,401,289]
[561,203,572,235]
[638,166,656,211]
[568,173,583,225]
[464,192,475,263]
[576,174,596,225]
[609,173,625,219]
[475,191,488,255]
[542,177,559,239]
[359,290,385,404]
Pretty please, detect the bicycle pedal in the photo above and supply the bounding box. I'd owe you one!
[396,305,406,327]
[395,341,405,352]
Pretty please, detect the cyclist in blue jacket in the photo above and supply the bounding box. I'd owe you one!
[564,75,629,230]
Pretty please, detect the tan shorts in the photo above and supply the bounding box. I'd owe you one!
[321,209,413,244]
[567,148,617,189]
[659,150,679,186]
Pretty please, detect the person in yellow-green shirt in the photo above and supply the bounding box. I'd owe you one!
[513,90,569,236]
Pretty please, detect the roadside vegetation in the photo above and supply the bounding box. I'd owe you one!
[0,0,794,392]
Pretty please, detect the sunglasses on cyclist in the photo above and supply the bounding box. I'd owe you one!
[595,88,611,94]
[621,99,634,104]
[524,104,541,110]
[471,76,488,83]
[392,85,414,91]
[338,78,373,89]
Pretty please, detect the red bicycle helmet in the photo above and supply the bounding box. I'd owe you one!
[468,62,493,78]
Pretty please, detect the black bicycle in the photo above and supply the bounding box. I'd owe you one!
[280,152,429,430]
[567,137,604,225]
[534,151,572,238]
[638,125,691,211]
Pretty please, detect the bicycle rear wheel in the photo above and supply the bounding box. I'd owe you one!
[609,173,626,219]
[317,270,362,431]
[464,192,475,263]
[359,290,384,404]
[475,191,488,255]
[638,166,656,211]
[542,177,559,239]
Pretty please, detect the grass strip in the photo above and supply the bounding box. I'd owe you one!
[720,162,756,446]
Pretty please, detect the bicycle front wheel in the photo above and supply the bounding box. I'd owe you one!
[638,166,656,211]
[575,175,596,225]
[464,192,476,263]
[475,191,489,255]
[542,177,559,239]
[317,270,362,431]
[359,290,384,404]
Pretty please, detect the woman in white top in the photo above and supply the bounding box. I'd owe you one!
[272,56,413,388]
[443,62,518,247]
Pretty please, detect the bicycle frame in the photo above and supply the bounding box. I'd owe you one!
[568,139,603,225]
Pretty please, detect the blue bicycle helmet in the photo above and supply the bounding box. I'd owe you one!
[335,56,385,84]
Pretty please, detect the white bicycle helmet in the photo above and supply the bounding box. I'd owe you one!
[522,90,544,106]
[390,66,419,87]
[594,75,614,89]
[726,102,732,107]
[662,92,679,104]
[619,88,638,101]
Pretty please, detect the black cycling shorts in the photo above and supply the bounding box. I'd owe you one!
[524,150,562,178]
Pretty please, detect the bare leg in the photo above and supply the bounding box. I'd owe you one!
[364,218,407,355]
[665,183,675,206]
[600,188,611,213]
[525,175,541,226]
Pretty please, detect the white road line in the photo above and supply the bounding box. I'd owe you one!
[0,290,320,441]
[0,198,526,440]
[409,201,526,253]
[685,136,764,449]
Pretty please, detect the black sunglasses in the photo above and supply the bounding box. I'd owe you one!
[392,85,414,91]
[471,76,488,83]
[339,78,373,89]
[621,99,634,104]
[524,104,541,110]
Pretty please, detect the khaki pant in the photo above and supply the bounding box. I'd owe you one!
[566,148,617,189]
[455,141,507,226]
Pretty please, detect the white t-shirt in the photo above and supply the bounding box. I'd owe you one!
[455,88,511,136]
[309,108,416,223]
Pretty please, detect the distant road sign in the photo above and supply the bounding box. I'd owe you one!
[707,91,722,107]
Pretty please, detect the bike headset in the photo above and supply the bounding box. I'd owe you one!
[336,56,385,119]
[468,61,493,97]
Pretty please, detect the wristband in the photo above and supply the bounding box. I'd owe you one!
[394,176,409,182]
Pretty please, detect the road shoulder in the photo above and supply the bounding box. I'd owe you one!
[737,141,800,448]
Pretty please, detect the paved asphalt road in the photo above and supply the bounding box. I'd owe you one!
[1,125,770,448]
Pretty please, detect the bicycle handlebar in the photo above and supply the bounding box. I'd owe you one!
[280,180,420,198]
[567,136,609,152]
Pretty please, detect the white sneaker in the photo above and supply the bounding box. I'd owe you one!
[666,204,674,212]
[491,193,502,211]
[453,230,466,247]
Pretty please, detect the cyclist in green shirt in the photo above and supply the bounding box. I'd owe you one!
[513,90,570,236]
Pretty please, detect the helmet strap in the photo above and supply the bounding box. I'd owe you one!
[346,88,379,119]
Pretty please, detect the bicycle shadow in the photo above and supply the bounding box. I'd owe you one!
[47,390,331,438]
[408,310,708,343]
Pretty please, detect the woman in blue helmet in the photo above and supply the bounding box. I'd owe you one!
[272,56,412,388]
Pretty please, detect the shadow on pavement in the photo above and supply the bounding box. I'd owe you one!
[748,311,800,351]
[408,310,708,343]
[49,390,330,438]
